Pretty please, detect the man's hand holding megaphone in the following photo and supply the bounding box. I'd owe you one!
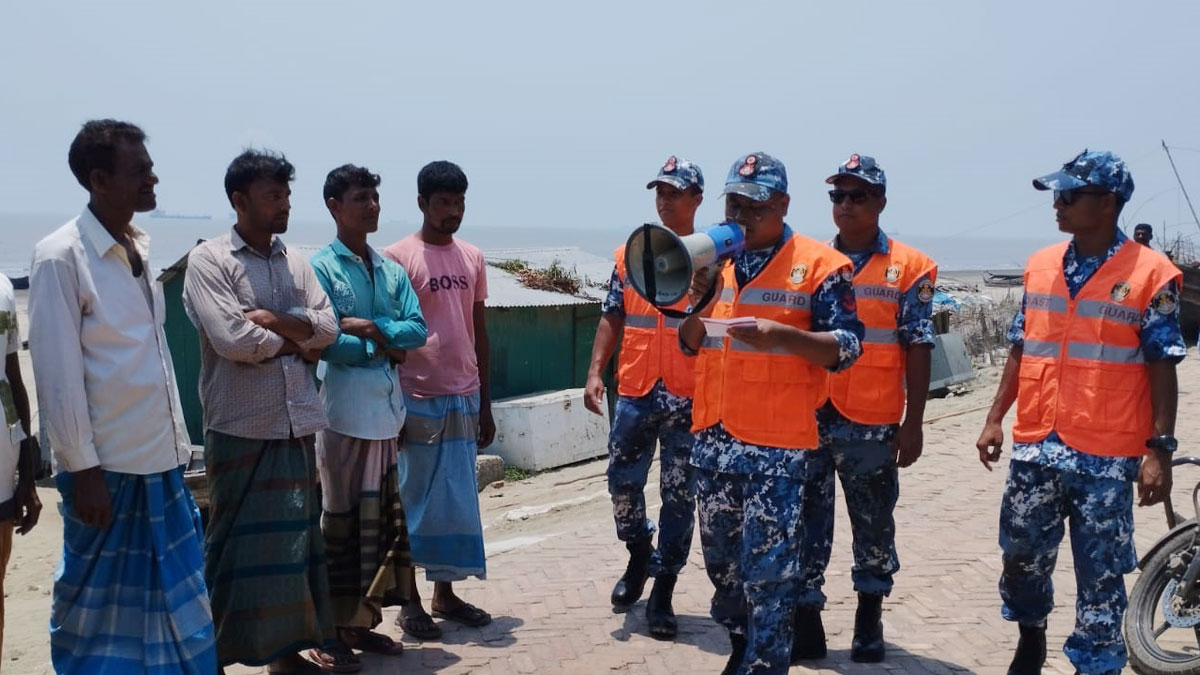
[686,264,724,319]
[678,265,724,354]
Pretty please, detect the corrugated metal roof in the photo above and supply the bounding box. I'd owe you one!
[158,241,606,308]
[483,247,610,307]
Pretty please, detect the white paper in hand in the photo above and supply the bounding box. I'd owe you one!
[699,316,758,338]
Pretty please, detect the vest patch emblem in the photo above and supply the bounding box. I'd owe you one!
[885,265,902,284]
[1152,288,1178,315]
[789,264,808,284]
[917,279,935,303]
[1110,282,1131,302]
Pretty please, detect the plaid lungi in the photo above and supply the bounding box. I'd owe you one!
[204,431,334,667]
[51,466,216,674]
[317,429,412,628]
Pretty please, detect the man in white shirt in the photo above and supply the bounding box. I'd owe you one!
[29,119,216,674]
[0,273,41,664]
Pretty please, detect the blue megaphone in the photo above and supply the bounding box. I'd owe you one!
[624,222,745,308]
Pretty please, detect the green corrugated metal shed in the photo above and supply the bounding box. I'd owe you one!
[158,244,612,445]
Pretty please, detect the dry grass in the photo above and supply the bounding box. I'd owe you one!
[489,259,583,296]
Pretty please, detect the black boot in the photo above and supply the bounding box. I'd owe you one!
[610,537,653,608]
[851,593,885,663]
[645,574,678,639]
[790,604,827,662]
[720,632,747,675]
[1007,623,1046,675]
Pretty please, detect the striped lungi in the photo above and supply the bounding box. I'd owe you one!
[204,431,334,667]
[398,392,487,582]
[51,466,216,674]
[317,429,412,628]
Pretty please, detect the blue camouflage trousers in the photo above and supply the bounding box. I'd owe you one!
[797,438,900,606]
[606,381,697,576]
[696,466,811,675]
[1000,460,1137,675]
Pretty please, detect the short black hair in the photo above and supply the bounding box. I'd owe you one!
[67,119,147,190]
[417,161,468,200]
[324,164,381,202]
[224,149,295,206]
[1135,223,1153,232]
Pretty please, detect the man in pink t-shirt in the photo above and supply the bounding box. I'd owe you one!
[383,160,494,640]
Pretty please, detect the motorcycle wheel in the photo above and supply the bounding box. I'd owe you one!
[1126,525,1200,675]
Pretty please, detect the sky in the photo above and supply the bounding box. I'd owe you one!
[3,1,1200,263]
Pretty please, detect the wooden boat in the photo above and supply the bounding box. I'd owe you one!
[5,275,27,290]
[983,271,1023,288]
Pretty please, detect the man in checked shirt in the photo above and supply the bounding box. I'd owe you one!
[184,149,339,674]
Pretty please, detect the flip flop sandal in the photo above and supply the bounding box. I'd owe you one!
[432,602,493,627]
[340,627,405,656]
[396,613,443,640]
[306,644,363,673]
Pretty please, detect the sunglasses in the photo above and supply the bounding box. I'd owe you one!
[828,189,874,205]
[1053,188,1111,205]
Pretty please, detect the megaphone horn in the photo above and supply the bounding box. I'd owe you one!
[624,222,745,309]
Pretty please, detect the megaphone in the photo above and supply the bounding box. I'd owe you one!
[624,222,745,309]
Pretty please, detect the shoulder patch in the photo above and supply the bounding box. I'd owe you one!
[1152,288,1179,315]
[917,278,935,303]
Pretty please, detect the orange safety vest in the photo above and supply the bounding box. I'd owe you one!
[1012,239,1181,456]
[828,238,938,425]
[614,245,697,398]
[692,232,851,449]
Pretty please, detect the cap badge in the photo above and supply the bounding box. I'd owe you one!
[1111,282,1131,302]
[845,154,861,170]
[663,156,678,173]
[738,155,757,177]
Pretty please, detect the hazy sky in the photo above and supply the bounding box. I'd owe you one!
[3,1,1200,248]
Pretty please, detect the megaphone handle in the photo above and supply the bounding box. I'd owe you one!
[640,224,657,305]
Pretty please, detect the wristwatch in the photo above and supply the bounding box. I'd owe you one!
[1146,435,1179,454]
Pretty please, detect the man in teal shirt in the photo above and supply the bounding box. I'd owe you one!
[309,164,426,671]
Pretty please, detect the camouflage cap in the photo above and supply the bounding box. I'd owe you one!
[646,155,704,192]
[722,152,787,202]
[825,153,886,192]
[1033,149,1134,202]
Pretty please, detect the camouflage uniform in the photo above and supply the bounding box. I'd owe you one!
[602,158,704,575]
[999,151,1186,675]
[690,153,864,675]
[798,227,936,605]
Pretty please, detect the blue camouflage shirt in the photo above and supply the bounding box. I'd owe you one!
[818,230,937,445]
[1007,229,1186,481]
[691,225,865,478]
[602,266,626,318]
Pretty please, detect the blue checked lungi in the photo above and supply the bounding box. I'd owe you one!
[398,391,487,582]
[51,466,216,675]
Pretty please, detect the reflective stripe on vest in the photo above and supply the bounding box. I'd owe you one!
[692,231,849,449]
[614,245,697,398]
[1012,240,1181,456]
[827,238,938,426]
